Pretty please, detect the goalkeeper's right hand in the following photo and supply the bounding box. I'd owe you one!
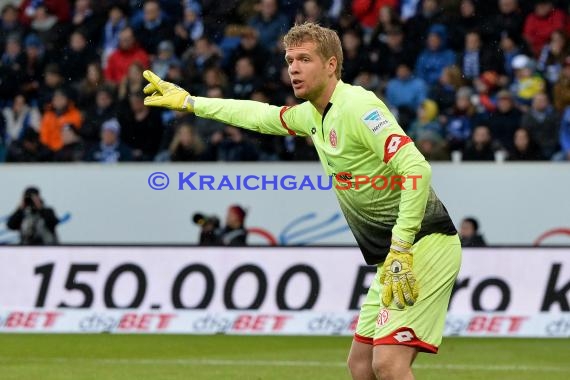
[142,70,195,112]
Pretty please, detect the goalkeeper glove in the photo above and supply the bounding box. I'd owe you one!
[142,70,195,112]
[379,237,419,309]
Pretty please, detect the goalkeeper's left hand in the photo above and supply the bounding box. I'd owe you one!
[142,70,195,112]
[380,237,419,309]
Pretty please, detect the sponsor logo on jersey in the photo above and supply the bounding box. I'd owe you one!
[383,134,412,163]
[361,109,389,135]
[329,128,337,147]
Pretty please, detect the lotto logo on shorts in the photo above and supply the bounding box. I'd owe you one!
[393,330,414,342]
[376,308,389,327]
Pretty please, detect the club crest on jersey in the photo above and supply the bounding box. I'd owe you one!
[376,308,389,327]
[361,109,389,135]
[329,128,338,147]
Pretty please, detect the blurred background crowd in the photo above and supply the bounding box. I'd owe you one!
[1,0,570,163]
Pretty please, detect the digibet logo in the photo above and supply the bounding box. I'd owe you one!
[192,314,292,333]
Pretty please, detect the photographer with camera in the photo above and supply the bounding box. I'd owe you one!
[7,187,60,245]
[193,212,222,246]
[193,205,248,246]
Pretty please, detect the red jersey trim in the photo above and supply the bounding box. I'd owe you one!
[354,333,374,345]
[279,106,297,136]
[383,134,412,163]
[373,327,438,354]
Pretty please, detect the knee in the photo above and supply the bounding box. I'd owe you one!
[372,356,408,380]
[347,353,372,378]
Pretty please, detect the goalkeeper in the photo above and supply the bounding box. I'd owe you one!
[143,22,461,380]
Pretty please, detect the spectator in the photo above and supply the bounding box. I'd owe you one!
[117,92,163,161]
[104,26,150,85]
[499,29,529,82]
[117,61,147,102]
[295,0,331,27]
[79,85,116,151]
[0,33,24,105]
[474,89,522,150]
[522,0,567,58]
[230,56,262,99]
[75,61,109,109]
[36,63,65,111]
[369,24,416,80]
[462,125,504,161]
[281,135,320,161]
[0,4,25,52]
[28,4,70,54]
[385,62,428,130]
[2,94,41,147]
[537,29,569,87]
[368,4,401,48]
[58,29,100,84]
[100,4,128,68]
[5,128,53,162]
[351,0,398,35]
[415,129,449,161]
[458,30,503,83]
[552,106,570,161]
[7,186,60,245]
[507,127,546,161]
[133,0,175,55]
[18,0,71,27]
[39,88,82,152]
[341,28,371,84]
[70,0,104,47]
[407,99,442,140]
[472,70,500,114]
[248,0,289,51]
[225,26,268,80]
[156,122,207,162]
[174,3,204,54]
[446,0,481,52]
[509,54,545,108]
[19,34,48,103]
[553,56,570,111]
[85,118,133,163]
[209,126,259,161]
[459,217,487,247]
[53,124,85,162]
[481,0,524,48]
[181,36,222,81]
[443,86,475,152]
[415,24,456,86]
[429,65,465,115]
[404,0,446,58]
[521,92,560,158]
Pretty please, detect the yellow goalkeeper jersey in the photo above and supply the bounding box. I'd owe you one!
[194,80,456,264]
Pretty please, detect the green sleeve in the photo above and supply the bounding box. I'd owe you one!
[388,144,432,244]
[193,97,309,137]
[355,104,432,244]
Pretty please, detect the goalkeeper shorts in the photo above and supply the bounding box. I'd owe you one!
[354,233,462,353]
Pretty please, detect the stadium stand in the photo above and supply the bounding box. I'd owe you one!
[1,0,570,163]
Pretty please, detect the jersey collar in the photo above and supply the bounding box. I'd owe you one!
[323,80,347,119]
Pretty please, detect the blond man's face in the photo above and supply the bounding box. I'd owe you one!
[285,41,335,101]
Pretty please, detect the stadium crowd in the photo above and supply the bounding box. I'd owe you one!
[1,0,570,163]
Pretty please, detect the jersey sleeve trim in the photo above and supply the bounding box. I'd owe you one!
[279,106,297,136]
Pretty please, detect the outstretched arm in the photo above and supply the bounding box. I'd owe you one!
[142,70,308,137]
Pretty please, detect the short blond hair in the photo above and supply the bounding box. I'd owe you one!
[283,22,343,79]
